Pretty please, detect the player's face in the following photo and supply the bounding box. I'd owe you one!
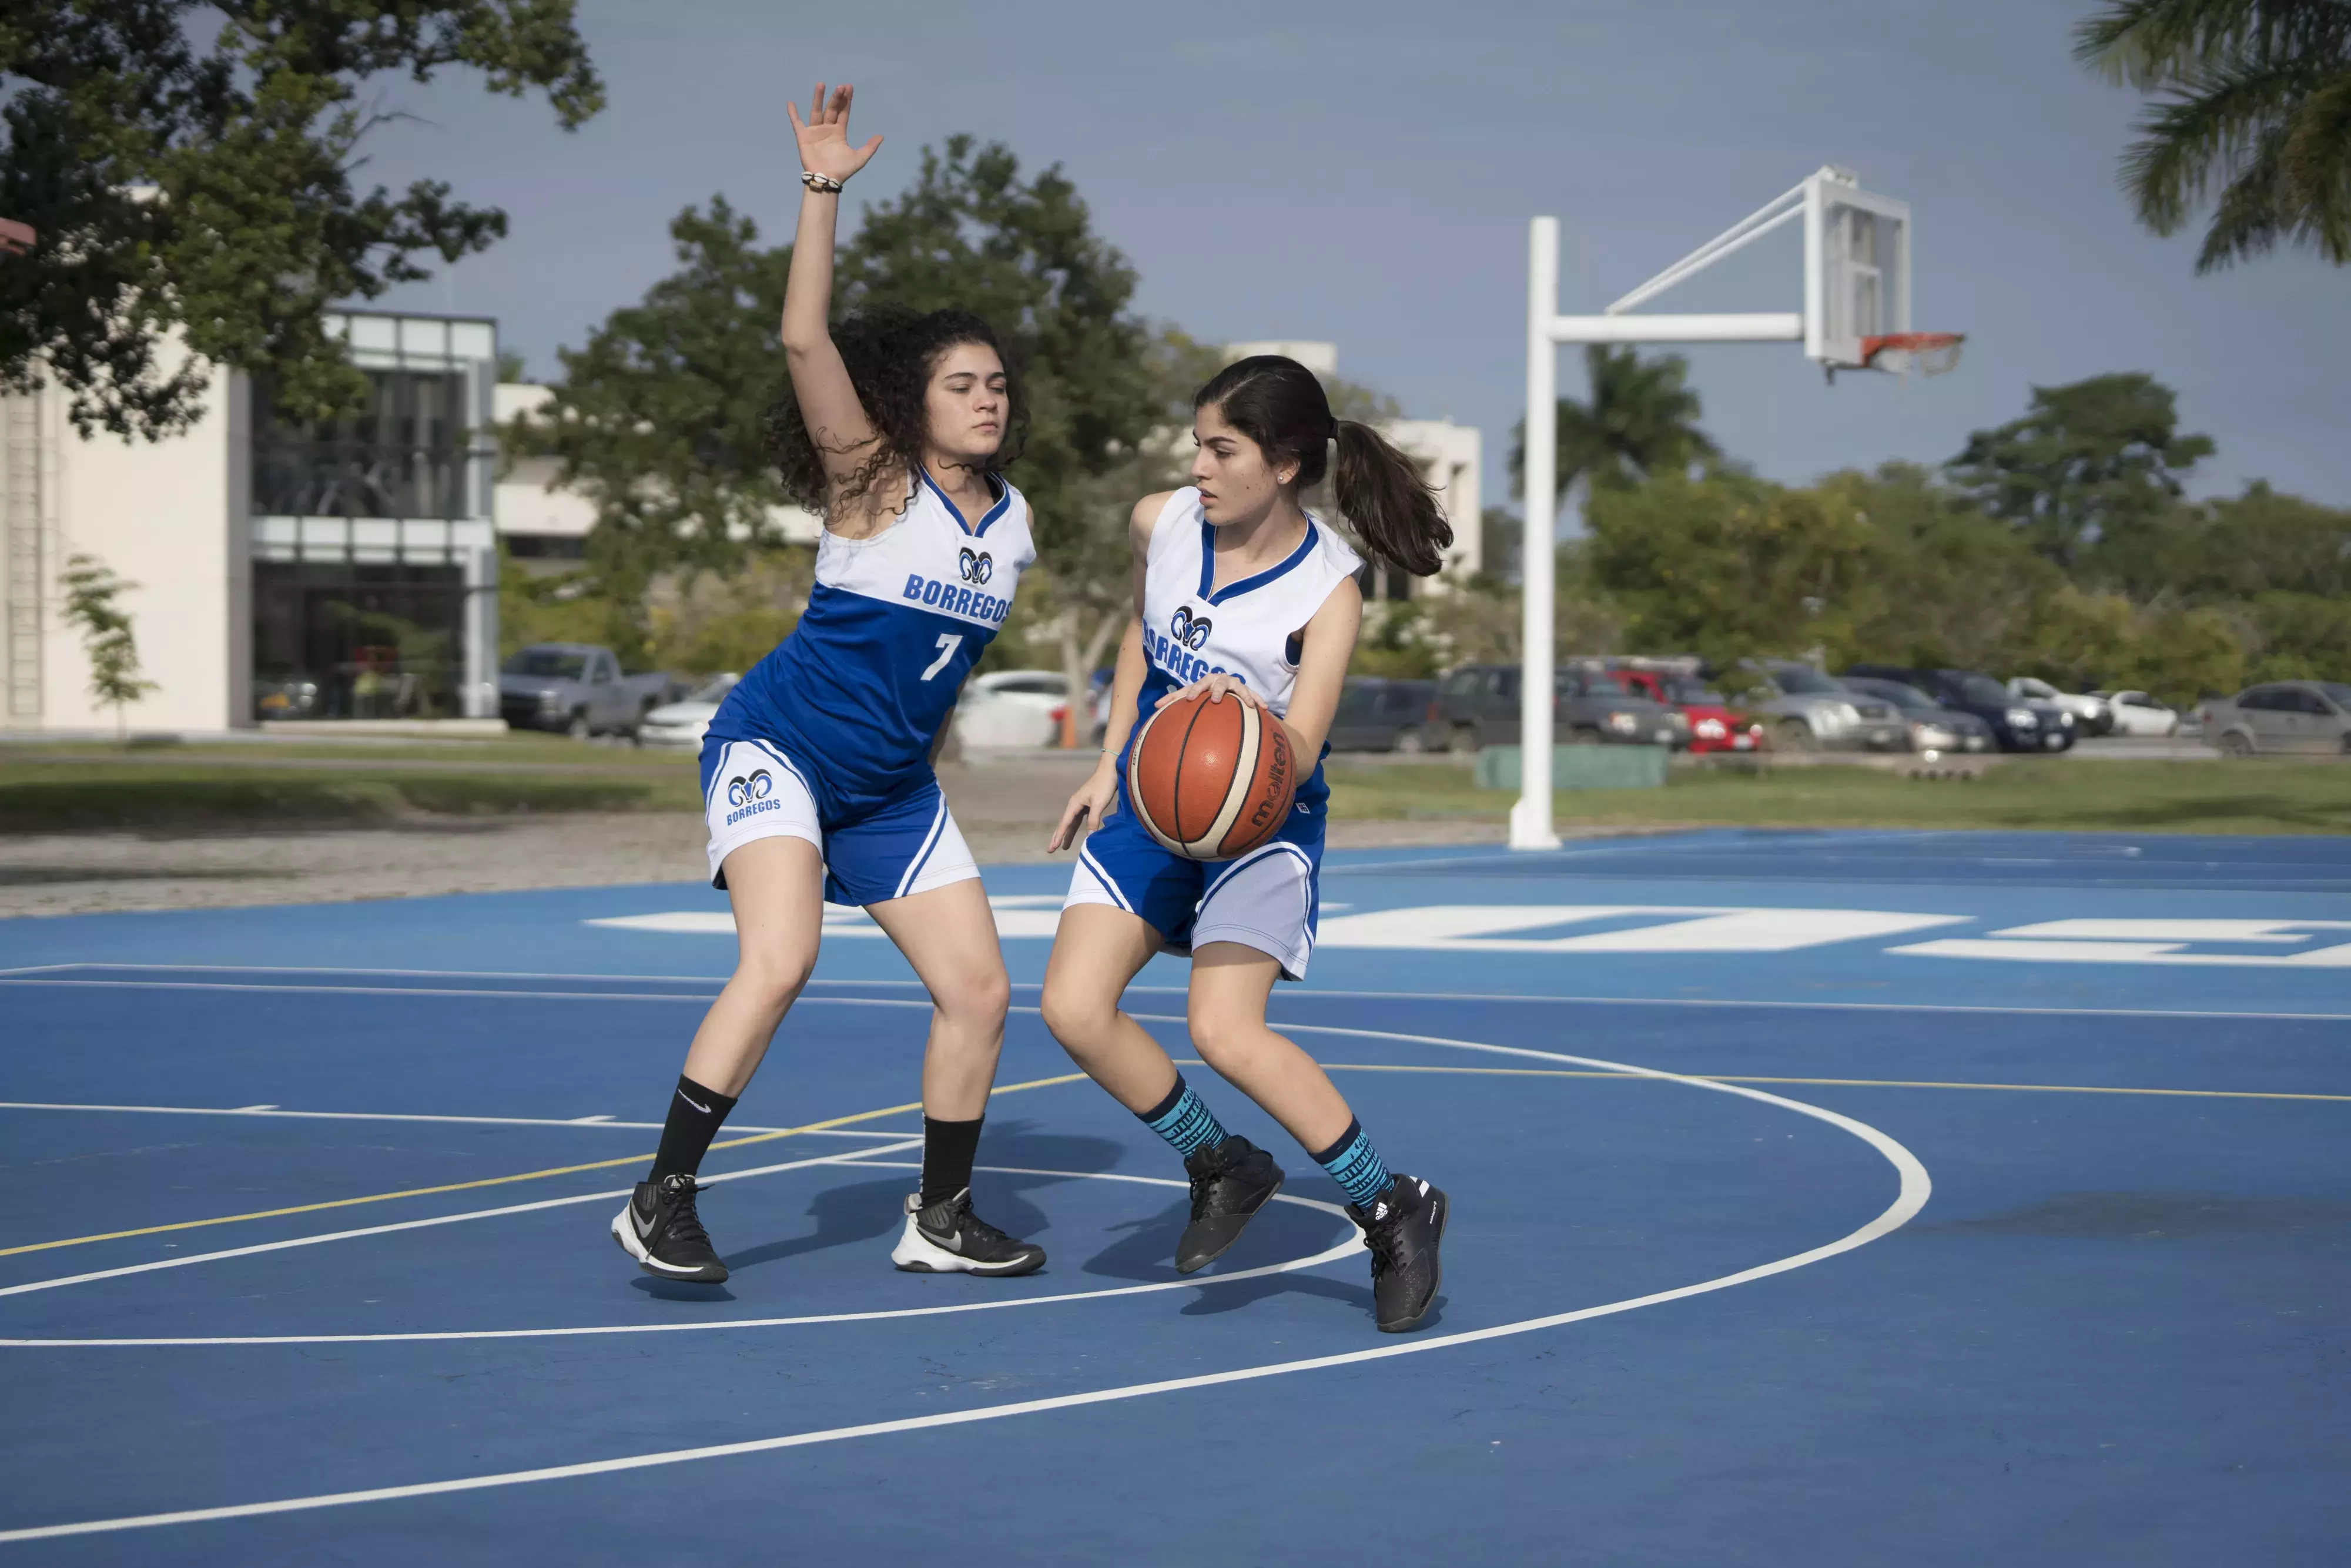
[925,343,1008,462]
[1191,402,1298,525]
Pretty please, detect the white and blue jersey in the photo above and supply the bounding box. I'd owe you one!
[1066,488,1362,979]
[698,471,1033,903]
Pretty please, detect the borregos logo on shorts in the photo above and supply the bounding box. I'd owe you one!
[725,768,777,825]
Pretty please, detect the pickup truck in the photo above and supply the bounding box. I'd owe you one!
[498,644,681,741]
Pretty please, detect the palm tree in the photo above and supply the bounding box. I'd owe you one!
[1510,346,1720,502]
[2076,0,2351,272]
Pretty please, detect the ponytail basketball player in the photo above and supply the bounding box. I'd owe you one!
[611,83,1045,1285]
[1041,356,1457,1333]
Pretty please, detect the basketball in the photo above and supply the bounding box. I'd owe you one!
[1127,691,1297,861]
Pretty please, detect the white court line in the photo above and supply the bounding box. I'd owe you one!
[0,1101,903,1138]
[4,966,2339,1022]
[0,1028,1931,1543]
[0,1168,1359,1346]
[0,1141,922,1300]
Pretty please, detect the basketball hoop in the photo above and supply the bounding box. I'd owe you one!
[1861,331,1964,380]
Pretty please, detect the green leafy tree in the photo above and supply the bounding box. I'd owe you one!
[2075,0,2351,271]
[2242,591,2351,683]
[1826,463,2070,672]
[0,1,601,438]
[1946,373,2214,582]
[58,552,156,736]
[1585,473,1881,671]
[1509,345,1720,502]
[2156,480,2351,598]
[507,197,793,619]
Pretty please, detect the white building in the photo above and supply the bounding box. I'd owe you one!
[1,309,504,731]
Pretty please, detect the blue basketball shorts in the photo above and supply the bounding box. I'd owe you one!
[1063,779,1325,980]
[699,736,977,907]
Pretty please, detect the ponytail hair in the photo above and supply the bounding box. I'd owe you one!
[1194,355,1454,578]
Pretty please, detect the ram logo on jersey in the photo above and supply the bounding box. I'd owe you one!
[1146,608,1238,688]
[901,572,1010,625]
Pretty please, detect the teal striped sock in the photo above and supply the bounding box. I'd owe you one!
[1312,1119,1393,1209]
[1138,1075,1228,1158]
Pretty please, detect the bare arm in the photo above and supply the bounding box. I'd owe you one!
[1047,493,1174,852]
[1274,575,1362,762]
[781,83,885,509]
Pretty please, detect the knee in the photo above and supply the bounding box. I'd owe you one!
[1188,1008,1255,1073]
[733,943,816,1017]
[1040,977,1113,1050]
[936,960,1011,1032]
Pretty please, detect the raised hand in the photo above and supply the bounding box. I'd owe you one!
[786,82,883,185]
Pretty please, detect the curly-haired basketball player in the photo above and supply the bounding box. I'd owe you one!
[613,83,1044,1284]
[1040,356,1457,1332]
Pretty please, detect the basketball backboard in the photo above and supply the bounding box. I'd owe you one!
[1803,168,1910,371]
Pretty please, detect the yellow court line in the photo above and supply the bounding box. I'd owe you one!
[0,1071,1089,1260]
[1307,1063,2351,1104]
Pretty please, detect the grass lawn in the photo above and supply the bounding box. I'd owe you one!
[1327,758,2351,837]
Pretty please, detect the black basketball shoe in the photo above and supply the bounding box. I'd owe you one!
[1176,1135,1285,1275]
[890,1188,1047,1276]
[611,1174,727,1284]
[1348,1174,1448,1333]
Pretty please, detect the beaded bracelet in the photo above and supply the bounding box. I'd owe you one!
[799,170,844,193]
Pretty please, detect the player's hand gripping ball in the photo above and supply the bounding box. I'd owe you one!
[1126,685,1296,861]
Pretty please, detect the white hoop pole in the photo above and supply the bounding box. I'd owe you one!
[1512,219,1813,853]
[1512,217,1560,850]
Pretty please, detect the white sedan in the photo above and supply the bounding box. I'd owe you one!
[637,674,739,748]
[2007,677,2111,735]
[955,670,1071,749]
[2092,689,2182,737]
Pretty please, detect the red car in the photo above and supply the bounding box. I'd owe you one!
[1605,669,1764,755]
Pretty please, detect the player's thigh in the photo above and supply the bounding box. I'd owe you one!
[719,835,827,998]
[1187,942,1283,1060]
[1040,903,1163,1040]
[865,876,1009,1023]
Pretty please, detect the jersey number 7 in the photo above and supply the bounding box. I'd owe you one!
[920,633,963,682]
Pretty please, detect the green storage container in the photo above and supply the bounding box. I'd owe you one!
[1474,743,1670,791]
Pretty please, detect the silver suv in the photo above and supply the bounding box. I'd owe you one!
[1738,662,1907,752]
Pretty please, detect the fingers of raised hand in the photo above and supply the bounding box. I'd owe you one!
[831,83,853,122]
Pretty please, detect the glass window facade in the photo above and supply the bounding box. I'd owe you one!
[247,312,499,722]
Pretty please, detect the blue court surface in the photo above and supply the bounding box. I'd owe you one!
[4,827,2347,1562]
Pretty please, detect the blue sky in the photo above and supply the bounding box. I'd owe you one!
[370,0,2351,511]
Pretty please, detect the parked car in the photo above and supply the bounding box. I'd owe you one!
[637,673,740,749]
[1738,662,1907,753]
[1605,668,1761,754]
[1329,676,1437,752]
[498,644,679,740]
[2200,682,2351,756]
[1846,664,2075,753]
[1425,664,1685,751]
[2007,676,2112,736]
[955,669,1069,749]
[1841,675,1995,754]
[2090,689,2183,738]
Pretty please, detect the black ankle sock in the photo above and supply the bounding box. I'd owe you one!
[649,1075,738,1182]
[920,1115,984,1207]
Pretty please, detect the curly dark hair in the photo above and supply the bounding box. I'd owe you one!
[762,306,1027,516]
